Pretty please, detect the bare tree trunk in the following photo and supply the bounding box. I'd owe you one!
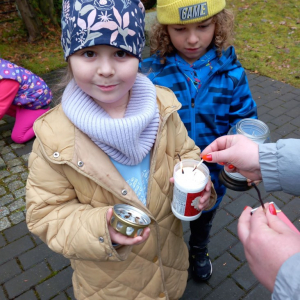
[37,0,57,25]
[142,0,156,10]
[15,0,42,42]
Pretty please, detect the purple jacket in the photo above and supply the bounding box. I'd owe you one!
[0,58,52,110]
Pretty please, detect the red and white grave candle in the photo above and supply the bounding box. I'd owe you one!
[172,159,210,221]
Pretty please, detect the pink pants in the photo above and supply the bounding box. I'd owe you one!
[0,79,49,144]
[6,105,49,144]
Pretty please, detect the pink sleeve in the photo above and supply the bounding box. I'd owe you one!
[0,79,20,119]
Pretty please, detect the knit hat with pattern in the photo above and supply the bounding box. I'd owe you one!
[157,0,226,25]
[61,0,146,61]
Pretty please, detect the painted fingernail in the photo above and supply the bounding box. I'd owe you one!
[244,206,248,211]
[228,164,235,169]
[202,154,212,161]
[269,203,277,215]
[219,162,225,165]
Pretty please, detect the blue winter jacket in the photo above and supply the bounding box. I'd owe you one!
[140,46,257,210]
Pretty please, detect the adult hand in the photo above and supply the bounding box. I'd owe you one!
[201,135,262,181]
[246,178,262,187]
[106,208,150,246]
[238,203,300,291]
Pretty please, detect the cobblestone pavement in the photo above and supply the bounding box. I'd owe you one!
[0,46,300,300]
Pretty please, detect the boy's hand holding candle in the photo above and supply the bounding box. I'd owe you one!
[169,176,212,211]
[198,179,212,211]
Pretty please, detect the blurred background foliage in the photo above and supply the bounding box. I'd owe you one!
[0,0,299,87]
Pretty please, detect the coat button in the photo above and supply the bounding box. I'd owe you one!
[99,237,104,243]
[78,161,84,167]
[108,253,112,257]
[53,152,60,158]
[153,256,158,263]
[121,189,127,196]
[159,292,165,298]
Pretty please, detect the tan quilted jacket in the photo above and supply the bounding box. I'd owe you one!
[26,85,217,300]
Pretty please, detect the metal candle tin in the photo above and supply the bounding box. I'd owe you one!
[110,204,151,238]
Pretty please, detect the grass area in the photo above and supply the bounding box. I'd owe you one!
[0,1,66,74]
[0,17,67,74]
[228,0,300,88]
[0,0,299,87]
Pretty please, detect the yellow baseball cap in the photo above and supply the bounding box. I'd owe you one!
[157,0,226,24]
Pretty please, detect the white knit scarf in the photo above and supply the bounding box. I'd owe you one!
[62,75,159,165]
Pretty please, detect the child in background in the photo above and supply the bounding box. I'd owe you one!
[140,0,257,282]
[0,58,52,143]
[26,1,216,299]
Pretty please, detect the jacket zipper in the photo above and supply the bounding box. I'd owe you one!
[145,104,180,208]
[191,98,195,108]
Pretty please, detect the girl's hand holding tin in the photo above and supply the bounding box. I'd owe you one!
[106,208,151,246]
[238,203,300,292]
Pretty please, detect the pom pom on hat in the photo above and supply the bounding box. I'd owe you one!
[157,0,226,24]
[61,0,146,61]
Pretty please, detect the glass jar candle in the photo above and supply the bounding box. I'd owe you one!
[229,118,270,143]
[220,118,271,191]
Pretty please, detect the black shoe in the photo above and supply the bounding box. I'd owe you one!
[190,247,212,281]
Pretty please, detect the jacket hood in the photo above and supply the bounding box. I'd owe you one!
[165,46,239,74]
[215,46,240,74]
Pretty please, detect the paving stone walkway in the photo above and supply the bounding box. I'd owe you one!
[0,46,300,300]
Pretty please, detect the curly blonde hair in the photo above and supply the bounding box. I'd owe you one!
[150,9,234,60]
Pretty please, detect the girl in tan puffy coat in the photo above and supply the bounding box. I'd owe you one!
[26,1,217,299]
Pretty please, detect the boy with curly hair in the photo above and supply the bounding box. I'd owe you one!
[140,0,257,282]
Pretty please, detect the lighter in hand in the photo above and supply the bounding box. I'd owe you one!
[251,202,300,234]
